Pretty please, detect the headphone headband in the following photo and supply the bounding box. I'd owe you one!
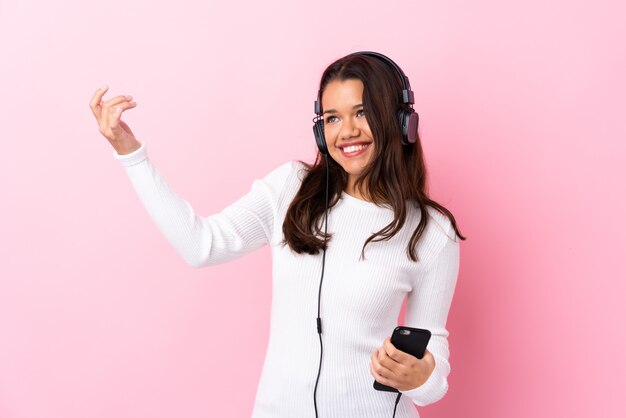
[314,51,415,115]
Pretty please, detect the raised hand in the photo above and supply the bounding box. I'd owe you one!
[89,85,140,155]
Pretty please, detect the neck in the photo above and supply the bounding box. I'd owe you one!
[345,178,372,202]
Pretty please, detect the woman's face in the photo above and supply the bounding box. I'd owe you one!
[321,78,375,190]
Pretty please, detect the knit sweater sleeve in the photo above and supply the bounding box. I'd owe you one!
[112,141,293,268]
[399,216,461,406]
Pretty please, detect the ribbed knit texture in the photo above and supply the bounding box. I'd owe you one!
[113,142,460,418]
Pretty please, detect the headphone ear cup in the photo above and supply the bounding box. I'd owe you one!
[313,119,328,155]
[397,109,419,145]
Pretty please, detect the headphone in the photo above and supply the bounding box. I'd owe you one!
[310,51,418,418]
[312,51,420,155]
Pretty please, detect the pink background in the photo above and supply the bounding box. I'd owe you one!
[1,0,624,417]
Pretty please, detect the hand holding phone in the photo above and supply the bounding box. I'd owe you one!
[372,326,432,393]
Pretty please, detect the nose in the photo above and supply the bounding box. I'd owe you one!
[340,117,360,140]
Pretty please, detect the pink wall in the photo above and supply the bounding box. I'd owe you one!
[1,0,624,417]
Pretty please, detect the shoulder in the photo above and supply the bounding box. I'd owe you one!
[411,205,459,268]
[408,203,454,238]
[253,160,309,205]
[291,160,310,182]
[262,160,308,183]
[425,205,456,241]
[259,160,295,186]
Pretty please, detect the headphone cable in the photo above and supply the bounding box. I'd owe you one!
[311,155,403,418]
[392,392,402,417]
[313,154,330,418]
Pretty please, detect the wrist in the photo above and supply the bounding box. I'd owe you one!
[114,141,141,155]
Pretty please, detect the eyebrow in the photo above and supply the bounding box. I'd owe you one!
[322,104,363,115]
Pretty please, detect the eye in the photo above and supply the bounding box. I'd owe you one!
[324,109,365,124]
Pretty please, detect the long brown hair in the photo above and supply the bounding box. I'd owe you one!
[281,52,466,262]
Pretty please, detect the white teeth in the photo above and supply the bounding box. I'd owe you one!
[342,143,369,153]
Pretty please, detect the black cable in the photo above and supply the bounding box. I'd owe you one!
[392,392,402,417]
[312,156,401,418]
[313,154,330,418]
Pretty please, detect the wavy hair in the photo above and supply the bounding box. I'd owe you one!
[281,52,466,262]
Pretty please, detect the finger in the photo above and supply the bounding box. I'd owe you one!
[383,337,409,364]
[107,100,137,130]
[371,350,396,386]
[422,348,435,367]
[372,349,396,379]
[103,94,134,109]
[371,350,384,378]
[378,352,404,377]
[89,85,109,118]
[424,348,432,359]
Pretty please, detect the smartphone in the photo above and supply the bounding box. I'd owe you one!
[373,326,432,393]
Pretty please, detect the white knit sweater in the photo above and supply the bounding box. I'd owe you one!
[113,142,460,418]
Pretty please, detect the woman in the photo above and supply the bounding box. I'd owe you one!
[89,51,465,418]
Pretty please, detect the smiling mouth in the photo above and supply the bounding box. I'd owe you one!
[340,142,371,157]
